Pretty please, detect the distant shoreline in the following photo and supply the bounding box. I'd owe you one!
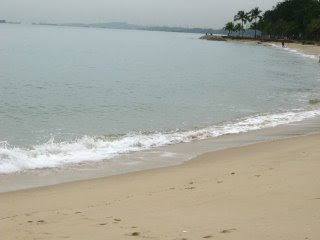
[200,34,320,57]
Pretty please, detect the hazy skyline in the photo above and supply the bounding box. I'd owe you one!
[1,0,280,28]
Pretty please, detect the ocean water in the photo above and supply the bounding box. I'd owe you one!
[0,24,319,174]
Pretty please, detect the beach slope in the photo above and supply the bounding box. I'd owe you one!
[1,134,320,240]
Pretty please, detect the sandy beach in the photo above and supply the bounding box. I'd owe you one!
[2,2,320,239]
[269,42,320,56]
[1,133,320,240]
[201,35,320,58]
[1,32,320,240]
[241,39,320,56]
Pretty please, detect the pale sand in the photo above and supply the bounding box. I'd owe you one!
[1,134,320,239]
[225,38,320,56]
[271,42,320,56]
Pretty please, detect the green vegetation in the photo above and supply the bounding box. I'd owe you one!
[249,7,262,38]
[260,0,320,40]
[234,11,250,36]
[224,0,320,41]
[224,22,235,36]
[223,8,262,38]
[234,23,243,36]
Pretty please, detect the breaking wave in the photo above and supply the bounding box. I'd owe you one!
[1,109,320,174]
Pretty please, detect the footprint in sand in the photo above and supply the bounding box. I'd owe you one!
[220,228,237,234]
[131,232,140,236]
[113,218,122,224]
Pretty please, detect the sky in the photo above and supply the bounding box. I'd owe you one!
[0,0,280,28]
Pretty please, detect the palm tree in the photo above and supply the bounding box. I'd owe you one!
[234,10,249,36]
[224,22,235,36]
[249,7,262,38]
[234,23,243,36]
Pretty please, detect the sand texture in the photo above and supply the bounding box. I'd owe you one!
[219,36,320,56]
[1,134,320,240]
[275,42,320,56]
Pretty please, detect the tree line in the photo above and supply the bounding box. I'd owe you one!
[224,0,320,41]
[224,7,262,38]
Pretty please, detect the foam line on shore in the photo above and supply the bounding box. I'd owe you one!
[1,109,320,174]
[269,43,318,60]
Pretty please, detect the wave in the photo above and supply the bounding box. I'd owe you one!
[1,109,320,174]
[269,43,318,60]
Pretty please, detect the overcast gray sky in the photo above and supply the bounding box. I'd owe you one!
[1,0,280,28]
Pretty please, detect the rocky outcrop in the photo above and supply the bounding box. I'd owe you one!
[199,35,226,41]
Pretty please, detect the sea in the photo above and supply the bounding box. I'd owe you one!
[0,24,319,191]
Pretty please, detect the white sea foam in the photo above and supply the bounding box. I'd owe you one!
[270,43,318,60]
[1,109,320,174]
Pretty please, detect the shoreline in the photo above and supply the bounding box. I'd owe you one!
[1,34,320,193]
[200,35,320,57]
[1,133,320,239]
[267,42,320,57]
[1,27,319,240]
[1,115,320,193]
[1,31,319,192]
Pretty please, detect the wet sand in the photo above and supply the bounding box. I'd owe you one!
[268,42,320,56]
[201,35,320,58]
[1,134,320,239]
[229,38,320,56]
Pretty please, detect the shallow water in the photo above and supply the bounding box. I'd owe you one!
[0,24,319,174]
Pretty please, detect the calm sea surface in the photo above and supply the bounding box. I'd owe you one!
[0,24,319,174]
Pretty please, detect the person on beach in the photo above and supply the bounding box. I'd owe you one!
[282,41,285,47]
